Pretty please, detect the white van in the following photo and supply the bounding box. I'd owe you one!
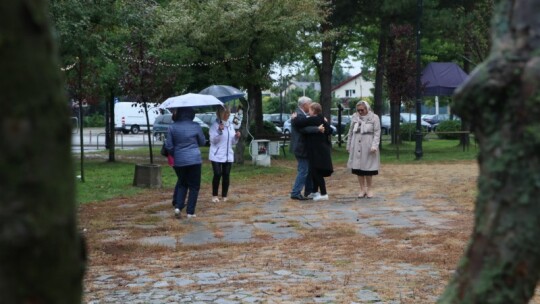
[114,102,163,134]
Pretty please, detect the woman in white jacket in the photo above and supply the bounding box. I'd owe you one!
[209,106,240,202]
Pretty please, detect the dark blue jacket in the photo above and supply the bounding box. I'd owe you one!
[165,108,206,167]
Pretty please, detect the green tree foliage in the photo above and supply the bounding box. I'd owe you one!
[156,0,323,162]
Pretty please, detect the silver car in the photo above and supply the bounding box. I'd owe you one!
[282,118,336,135]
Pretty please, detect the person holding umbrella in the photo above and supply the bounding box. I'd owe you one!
[165,107,206,218]
[209,106,241,203]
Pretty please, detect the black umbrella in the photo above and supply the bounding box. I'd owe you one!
[199,85,245,102]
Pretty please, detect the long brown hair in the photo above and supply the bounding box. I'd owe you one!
[310,102,322,115]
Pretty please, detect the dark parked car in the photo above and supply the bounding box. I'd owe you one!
[423,114,449,126]
[153,113,210,144]
[265,113,290,127]
[423,114,460,130]
[331,115,351,134]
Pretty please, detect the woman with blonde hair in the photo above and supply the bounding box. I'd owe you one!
[346,101,381,198]
[209,106,241,202]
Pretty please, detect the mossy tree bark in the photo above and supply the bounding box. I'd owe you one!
[0,1,85,303]
[438,1,540,303]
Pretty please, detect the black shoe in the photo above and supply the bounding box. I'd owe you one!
[290,194,308,200]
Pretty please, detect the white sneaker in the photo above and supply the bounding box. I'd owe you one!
[212,196,220,203]
[306,192,320,199]
[313,194,328,201]
[187,214,197,218]
[222,197,228,202]
[174,208,180,215]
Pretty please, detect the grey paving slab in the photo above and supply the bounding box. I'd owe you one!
[219,222,253,243]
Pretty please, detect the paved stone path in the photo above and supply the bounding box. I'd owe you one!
[82,165,473,303]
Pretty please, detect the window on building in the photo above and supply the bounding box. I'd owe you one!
[345,89,356,97]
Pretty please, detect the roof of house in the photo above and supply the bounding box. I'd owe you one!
[331,72,363,91]
[290,81,321,92]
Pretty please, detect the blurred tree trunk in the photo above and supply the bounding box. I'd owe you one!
[438,1,540,303]
[373,18,388,121]
[0,1,85,303]
[318,37,334,121]
[234,97,248,164]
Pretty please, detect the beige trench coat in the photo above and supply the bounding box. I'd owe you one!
[346,112,381,171]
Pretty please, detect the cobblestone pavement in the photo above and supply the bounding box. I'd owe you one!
[81,164,477,303]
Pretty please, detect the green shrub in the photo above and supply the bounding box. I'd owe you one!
[83,113,105,127]
[399,123,428,141]
[342,123,351,136]
[248,120,280,139]
[399,123,415,141]
[435,120,461,139]
[202,126,210,145]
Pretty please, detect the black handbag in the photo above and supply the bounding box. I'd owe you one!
[160,143,168,157]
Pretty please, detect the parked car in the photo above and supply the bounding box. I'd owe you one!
[196,112,217,126]
[400,113,433,131]
[266,113,290,127]
[380,113,432,134]
[423,114,461,130]
[331,115,351,134]
[282,118,292,134]
[421,114,435,122]
[381,115,391,135]
[153,113,210,144]
[282,118,336,135]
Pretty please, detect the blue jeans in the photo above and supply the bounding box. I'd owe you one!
[291,156,312,197]
[174,164,201,215]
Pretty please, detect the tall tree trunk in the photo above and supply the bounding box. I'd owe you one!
[108,88,116,162]
[373,22,387,117]
[390,102,400,144]
[459,53,472,149]
[0,1,85,303]
[319,39,334,121]
[247,84,263,135]
[438,1,540,303]
[374,19,388,148]
[234,97,248,164]
[459,0,475,149]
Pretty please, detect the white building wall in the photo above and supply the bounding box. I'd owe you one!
[333,77,374,99]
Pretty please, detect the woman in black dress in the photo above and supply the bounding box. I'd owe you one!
[291,102,333,200]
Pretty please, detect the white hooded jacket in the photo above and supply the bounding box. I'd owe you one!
[209,119,239,163]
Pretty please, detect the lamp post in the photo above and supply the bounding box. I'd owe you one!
[414,0,423,160]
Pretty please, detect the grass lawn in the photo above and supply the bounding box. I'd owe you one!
[74,137,477,204]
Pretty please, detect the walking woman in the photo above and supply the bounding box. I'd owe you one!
[165,107,206,218]
[347,101,381,198]
[209,106,241,203]
[291,102,333,200]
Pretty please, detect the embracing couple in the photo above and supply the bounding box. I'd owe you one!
[289,97,381,201]
[289,96,333,201]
